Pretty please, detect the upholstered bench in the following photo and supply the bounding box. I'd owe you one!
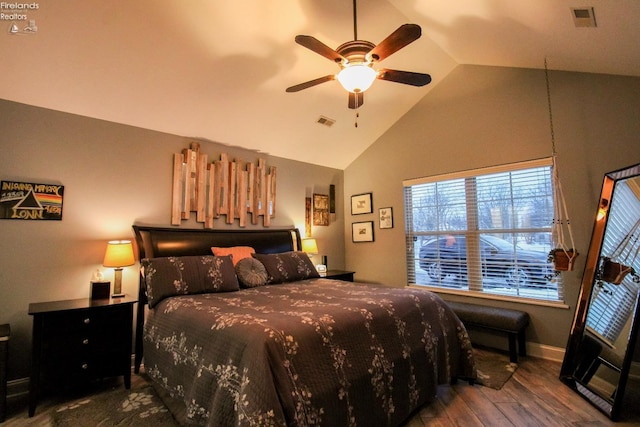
[446,301,529,363]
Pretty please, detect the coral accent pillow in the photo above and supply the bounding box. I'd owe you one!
[211,246,255,266]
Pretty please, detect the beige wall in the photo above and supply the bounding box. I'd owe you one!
[0,99,345,379]
[344,64,640,350]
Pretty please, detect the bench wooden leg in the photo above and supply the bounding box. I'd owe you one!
[518,330,527,357]
[508,333,518,363]
[451,376,475,386]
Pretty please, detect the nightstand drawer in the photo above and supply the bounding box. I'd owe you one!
[41,305,122,332]
[41,333,126,361]
[40,351,124,384]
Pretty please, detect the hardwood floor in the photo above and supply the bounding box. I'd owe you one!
[4,354,639,426]
[404,355,640,427]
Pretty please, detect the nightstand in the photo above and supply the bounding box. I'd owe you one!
[28,295,137,417]
[322,270,355,282]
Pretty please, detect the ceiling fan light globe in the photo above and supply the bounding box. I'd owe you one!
[336,64,377,93]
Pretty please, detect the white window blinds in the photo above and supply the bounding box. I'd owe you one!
[404,158,563,302]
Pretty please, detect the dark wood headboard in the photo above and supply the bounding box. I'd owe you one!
[133,225,301,259]
[131,224,302,372]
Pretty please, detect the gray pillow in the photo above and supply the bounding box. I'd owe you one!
[235,257,268,288]
[251,251,320,284]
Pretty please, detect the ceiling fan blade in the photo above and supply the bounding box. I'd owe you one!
[295,35,346,64]
[286,75,335,93]
[368,24,422,62]
[378,69,432,86]
[348,92,364,109]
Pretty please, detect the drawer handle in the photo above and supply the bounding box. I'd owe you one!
[81,363,88,370]
[82,339,89,345]
[83,318,91,324]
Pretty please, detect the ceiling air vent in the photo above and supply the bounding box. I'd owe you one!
[571,7,597,28]
[317,116,335,127]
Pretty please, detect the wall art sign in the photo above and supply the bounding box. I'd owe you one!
[305,197,312,237]
[351,192,373,215]
[172,142,277,228]
[329,185,336,213]
[0,180,64,221]
[313,193,329,226]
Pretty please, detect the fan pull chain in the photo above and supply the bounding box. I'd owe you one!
[354,110,359,128]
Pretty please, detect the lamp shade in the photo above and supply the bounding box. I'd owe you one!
[103,240,135,268]
[336,64,377,93]
[301,238,319,255]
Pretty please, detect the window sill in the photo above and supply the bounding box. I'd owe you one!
[408,284,570,309]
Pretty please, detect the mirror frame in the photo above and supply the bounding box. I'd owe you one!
[560,162,640,420]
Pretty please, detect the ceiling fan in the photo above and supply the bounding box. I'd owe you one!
[286,0,432,109]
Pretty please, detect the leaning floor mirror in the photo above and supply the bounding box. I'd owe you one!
[560,162,640,420]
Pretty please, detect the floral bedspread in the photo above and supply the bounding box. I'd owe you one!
[143,279,476,426]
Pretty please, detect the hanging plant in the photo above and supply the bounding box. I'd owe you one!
[548,248,578,271]
[548,159,578,271]
[598,257,636,285]
[597,217,640,285]
[544,59,578,273]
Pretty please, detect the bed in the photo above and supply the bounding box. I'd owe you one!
[132,225,476,426]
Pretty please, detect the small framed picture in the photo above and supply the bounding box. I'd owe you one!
[352,221,374,243]
[351,192,373,215]
[379,207,393,229]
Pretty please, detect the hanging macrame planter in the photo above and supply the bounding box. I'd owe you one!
[544,59,578,272]
[551,249,578,271]
[598,218,640,284]
[600,258,633,285]
[548,157,579,271]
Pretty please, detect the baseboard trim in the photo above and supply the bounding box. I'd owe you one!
[526,342,566,363]
[524,343,640,379]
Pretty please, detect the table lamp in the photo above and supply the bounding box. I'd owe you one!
[301,238,318,258]
[103,240,135,297]
[302,238,327,274]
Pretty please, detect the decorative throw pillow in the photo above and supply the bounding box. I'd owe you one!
[235,257,268,288]
[211,246,256,266]
[141,255,239,308]
[251,251,320,284]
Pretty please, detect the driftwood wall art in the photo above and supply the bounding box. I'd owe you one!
[172,142,276,228]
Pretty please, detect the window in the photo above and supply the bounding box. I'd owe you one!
[404,158,563,302]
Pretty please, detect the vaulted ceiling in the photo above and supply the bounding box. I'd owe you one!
[2,0,639,169]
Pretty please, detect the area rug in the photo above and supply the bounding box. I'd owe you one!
[44,349,513,424]
[50,382,178,426]
[473,347,518,390]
